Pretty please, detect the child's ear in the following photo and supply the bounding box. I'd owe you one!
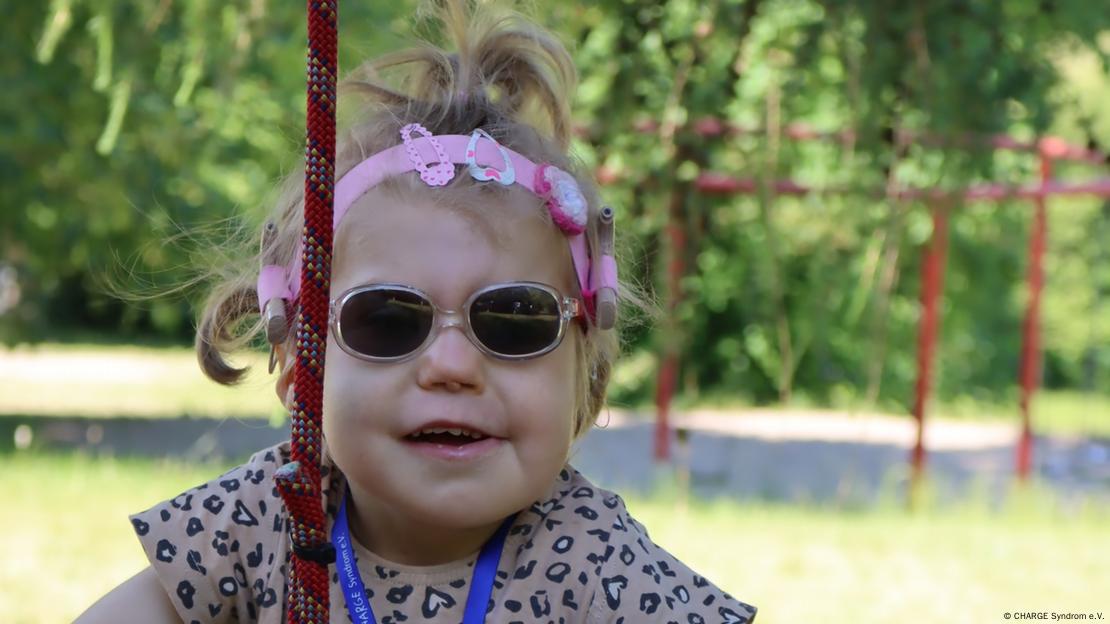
[273,343,296,409]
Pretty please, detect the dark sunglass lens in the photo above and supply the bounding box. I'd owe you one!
[339,289,433,358]
[470,285,562,356]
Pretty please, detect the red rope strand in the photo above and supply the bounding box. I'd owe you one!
[275,2,338,623]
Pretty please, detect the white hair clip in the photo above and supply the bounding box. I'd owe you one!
[466,129,516,186]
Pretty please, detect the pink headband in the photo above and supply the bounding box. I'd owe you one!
[257,123,618,336]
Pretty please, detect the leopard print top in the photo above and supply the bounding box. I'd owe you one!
[130,441,757,623]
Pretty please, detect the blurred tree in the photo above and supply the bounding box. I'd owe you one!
[3,0,406,343]
[549,0,1110,406]
[5,0,1109,406]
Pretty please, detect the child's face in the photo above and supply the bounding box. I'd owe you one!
[320,184,579,532]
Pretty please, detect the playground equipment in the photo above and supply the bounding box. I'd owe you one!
[646,117,1110,488]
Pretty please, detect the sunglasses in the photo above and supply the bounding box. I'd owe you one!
[329,281,585,362]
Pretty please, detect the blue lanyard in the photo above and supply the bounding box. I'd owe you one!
[332,491,515,624]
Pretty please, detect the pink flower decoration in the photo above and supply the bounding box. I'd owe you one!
[536,165,588,235]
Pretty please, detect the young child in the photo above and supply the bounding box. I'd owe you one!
[79,3,756,623]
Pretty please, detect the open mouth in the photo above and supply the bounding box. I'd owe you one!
[405,427,491,446]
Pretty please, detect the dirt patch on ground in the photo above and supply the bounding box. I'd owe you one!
[577,407,1107,505]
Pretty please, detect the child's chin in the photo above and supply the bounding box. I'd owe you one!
[402,477,530,523]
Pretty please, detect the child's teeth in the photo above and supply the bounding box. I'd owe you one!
[417,427,485,439]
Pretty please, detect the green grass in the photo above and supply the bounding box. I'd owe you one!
[1,451,240,624]
[3,450,1107,623]
[0,342,282,421]
[941,391,1110,439]
[625,486,1109,623]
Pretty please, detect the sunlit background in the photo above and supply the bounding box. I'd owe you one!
[3,2,1109,622]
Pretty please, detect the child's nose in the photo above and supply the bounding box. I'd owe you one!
[416,325,485,392]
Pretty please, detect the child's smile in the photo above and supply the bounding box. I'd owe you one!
[402,420,506,460]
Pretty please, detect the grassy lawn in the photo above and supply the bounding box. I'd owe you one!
[0,343,281,421]
[939,390,1110,439]
[3,450,1106,624]
[627,487,1110,624]
[1,451,238,624]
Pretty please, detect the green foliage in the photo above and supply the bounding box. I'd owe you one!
[550,0,1110,406]
[3,1,409,343]
[5,0,1110,407]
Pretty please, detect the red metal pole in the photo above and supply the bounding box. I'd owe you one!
[655,353,677,461]
[654,218,686,462]
[911,201,950,491]
[1016,153,1051,479]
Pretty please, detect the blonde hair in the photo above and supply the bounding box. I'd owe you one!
[195,1,657,440]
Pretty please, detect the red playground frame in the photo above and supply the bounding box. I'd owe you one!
[644,118,1110,487]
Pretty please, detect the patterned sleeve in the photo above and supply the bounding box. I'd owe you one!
[586,503,757,624]
[128,446,289,624]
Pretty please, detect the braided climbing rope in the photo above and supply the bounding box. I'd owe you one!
[274,2,338,623]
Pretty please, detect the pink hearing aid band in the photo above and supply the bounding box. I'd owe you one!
[256,265,294,313]
[586,255,619,300]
